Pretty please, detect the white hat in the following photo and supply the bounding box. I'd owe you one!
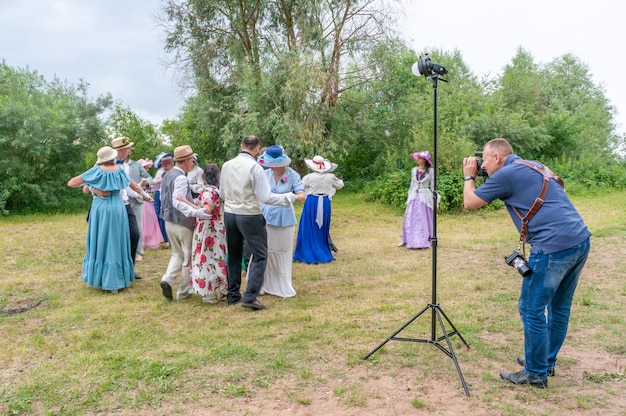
[96,146,117,164]
[305,155,337,173]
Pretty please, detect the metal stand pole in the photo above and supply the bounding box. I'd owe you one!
[363,74,471,397]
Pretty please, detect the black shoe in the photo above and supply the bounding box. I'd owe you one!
[241,299,266,310]
[517,357,555,377]
[134,274,142,280]
[500,369,547,388]
[160,281,173,300]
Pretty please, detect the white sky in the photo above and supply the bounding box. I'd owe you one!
[1,0,624,136]
[398,0,625,135]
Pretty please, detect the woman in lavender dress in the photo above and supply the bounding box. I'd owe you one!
[398,151,436,249]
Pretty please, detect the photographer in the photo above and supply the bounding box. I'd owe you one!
[463,138,591,389]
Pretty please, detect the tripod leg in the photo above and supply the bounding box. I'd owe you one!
[438,306,470,348]
[363,304,430,360]
[434,307,470,396]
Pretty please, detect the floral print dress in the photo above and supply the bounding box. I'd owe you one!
[190,184,228,303]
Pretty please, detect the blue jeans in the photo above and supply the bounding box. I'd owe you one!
[520,237,590,379]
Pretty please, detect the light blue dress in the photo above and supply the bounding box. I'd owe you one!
[81,166,135,291]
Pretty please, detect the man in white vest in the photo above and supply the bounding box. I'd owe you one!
[220,135,304,310]
[159,145,211,301]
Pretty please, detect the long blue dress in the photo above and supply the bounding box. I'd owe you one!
[81,166,135,291]
[293,194,334,264]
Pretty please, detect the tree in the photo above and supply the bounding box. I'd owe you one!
[105,103,168,161]
[159,0,395,160]
[0,62,111,214]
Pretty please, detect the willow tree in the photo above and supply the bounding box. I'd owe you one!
[159,0,396,162]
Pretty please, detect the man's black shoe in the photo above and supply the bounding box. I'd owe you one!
[241,299,266,310]
[500,369,547,388]
[160,281,173,300]
[517,357,555,377]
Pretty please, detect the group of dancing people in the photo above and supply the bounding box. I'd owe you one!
[68,135,345,310]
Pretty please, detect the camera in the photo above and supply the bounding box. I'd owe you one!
[474,152,488,179]
[504,251,532,277]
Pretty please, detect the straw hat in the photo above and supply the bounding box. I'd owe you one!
[305,155,337,173]
[173,145,197,162]
[258,145,292,168]
[96,146,117,164]
[111,136,134,150]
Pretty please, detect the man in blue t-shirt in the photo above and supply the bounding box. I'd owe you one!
[463,138,591,389]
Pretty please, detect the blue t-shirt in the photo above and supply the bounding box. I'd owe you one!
[474,155,591,254]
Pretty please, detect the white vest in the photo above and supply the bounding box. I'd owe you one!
[222,153,262,215]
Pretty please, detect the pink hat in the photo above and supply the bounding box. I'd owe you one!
[410,151,432,167]
[138,158,153,169]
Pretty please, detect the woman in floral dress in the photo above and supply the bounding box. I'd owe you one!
[188,163,228,303]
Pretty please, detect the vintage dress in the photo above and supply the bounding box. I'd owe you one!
[190,184,228,302]
[293,171,344,264]
[260,168,305,297]
[81,166,135,290]
[400,167,435,249]
[142,197,164,249]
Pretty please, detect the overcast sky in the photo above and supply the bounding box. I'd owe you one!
[2,0,624,135]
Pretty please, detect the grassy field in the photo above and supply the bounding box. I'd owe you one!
[1,191,625,415]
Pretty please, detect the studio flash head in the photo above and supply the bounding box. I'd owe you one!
[412,54,448,78]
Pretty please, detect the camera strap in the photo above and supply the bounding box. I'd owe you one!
[512,160,564,256]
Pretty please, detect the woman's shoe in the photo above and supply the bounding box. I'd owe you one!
[397,242,406,247]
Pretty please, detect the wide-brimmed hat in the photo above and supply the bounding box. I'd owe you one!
[411,151,432,167]
[154,153,174,169]
[258,145,291,168]
[173,145,197,162]
[96,146,118,164]
[138,158,153,169]
[111,136,134,150]
[305,155,337,173]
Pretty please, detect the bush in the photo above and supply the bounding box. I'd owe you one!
[365,156,626,214]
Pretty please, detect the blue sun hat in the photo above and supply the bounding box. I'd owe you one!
[258,145,291,168]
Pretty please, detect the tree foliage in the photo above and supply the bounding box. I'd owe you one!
[0,62,112,214]
[106,103,168,161]
[159,0,395,163]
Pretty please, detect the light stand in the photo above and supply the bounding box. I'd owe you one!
[363,55,470,397]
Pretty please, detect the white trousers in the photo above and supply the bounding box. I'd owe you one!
[162,221,193,298]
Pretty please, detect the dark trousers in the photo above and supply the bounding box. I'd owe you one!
[224,213,267,304]
[126,204,140,264]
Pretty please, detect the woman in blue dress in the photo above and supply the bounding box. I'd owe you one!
[257,146,306,296]
[293,155,344,264]
[68,146,139,292]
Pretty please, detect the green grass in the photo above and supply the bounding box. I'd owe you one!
[1,191,625,415]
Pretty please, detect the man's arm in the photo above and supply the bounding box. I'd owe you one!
[172,174,209,218]
[250,164,296,207]
[463,180,488,210]
[139,165,153,187]
[463,156,488,210]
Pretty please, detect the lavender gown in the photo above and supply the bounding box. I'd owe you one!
[401,167,435,249]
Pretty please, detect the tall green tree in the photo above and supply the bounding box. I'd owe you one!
[0,62,111,214]
[159,0,394,161]
[105,103,168,160]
